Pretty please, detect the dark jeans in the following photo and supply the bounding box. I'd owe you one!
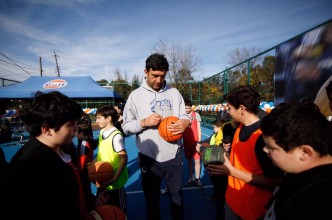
[224,203,242,220]
[210,174,228,220]
[138,149,183,220]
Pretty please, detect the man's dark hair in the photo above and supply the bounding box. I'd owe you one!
[145,53,169,71]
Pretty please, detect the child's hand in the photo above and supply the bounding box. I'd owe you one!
[95,190,109,207]
[196,143,201,152]
[222,143,231,152]
[87,162,93,169]
[98,177,116,188]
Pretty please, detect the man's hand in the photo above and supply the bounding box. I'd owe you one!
[143,113,162,127]
[168,119,190,135]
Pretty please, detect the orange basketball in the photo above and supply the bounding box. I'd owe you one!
[86,205,127,220]
[88,161,114,185]
[158,116,183,142]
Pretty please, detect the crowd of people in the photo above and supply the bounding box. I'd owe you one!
[0,53,331,220]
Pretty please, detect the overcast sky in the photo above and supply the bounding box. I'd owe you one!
[0,0,331,83]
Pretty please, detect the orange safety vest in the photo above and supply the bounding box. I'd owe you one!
[225,124,272,220]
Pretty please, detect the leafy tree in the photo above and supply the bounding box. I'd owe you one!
[250,56,276,101]
[96,79,108,86]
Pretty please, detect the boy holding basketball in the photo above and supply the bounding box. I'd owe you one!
[122,53,190,220]
[4,91,108,220]
[94,105,128,213]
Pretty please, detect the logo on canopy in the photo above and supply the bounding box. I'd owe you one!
[43,79,68,89]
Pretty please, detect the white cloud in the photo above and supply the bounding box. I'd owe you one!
[1,0,331,83]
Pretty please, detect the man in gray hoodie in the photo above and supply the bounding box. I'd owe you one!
[122,53,190,220]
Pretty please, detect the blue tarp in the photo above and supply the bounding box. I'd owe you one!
[0,76,122,99]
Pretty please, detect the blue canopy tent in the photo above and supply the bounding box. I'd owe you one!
[0,76,122,101]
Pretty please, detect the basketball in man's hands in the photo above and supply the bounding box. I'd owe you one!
[158,116,183,142]
[88,161,114,185]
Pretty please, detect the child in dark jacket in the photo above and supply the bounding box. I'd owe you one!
[4,91,108,220]
[76,113,98,212]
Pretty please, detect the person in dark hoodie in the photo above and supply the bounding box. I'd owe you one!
[4,91,108,220]
[262,102,332,220]
[122,53,190,220]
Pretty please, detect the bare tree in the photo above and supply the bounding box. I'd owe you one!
[226,46,262,74]
[131,74,141,90]
[111,67,131,100]
[113,66,128,82]
[152,40,202,83]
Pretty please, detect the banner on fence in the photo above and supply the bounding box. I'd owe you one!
[274,21,332,117]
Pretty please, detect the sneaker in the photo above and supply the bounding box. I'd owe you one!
[195,179,203,189]
[207,193,216,200]
[185,177,195,187]
[160,187,168,195]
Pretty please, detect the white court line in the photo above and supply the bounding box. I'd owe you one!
[126,185,213,195]
[202,132,210,138]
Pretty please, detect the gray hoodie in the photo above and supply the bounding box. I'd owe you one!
[122,80,189,162]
